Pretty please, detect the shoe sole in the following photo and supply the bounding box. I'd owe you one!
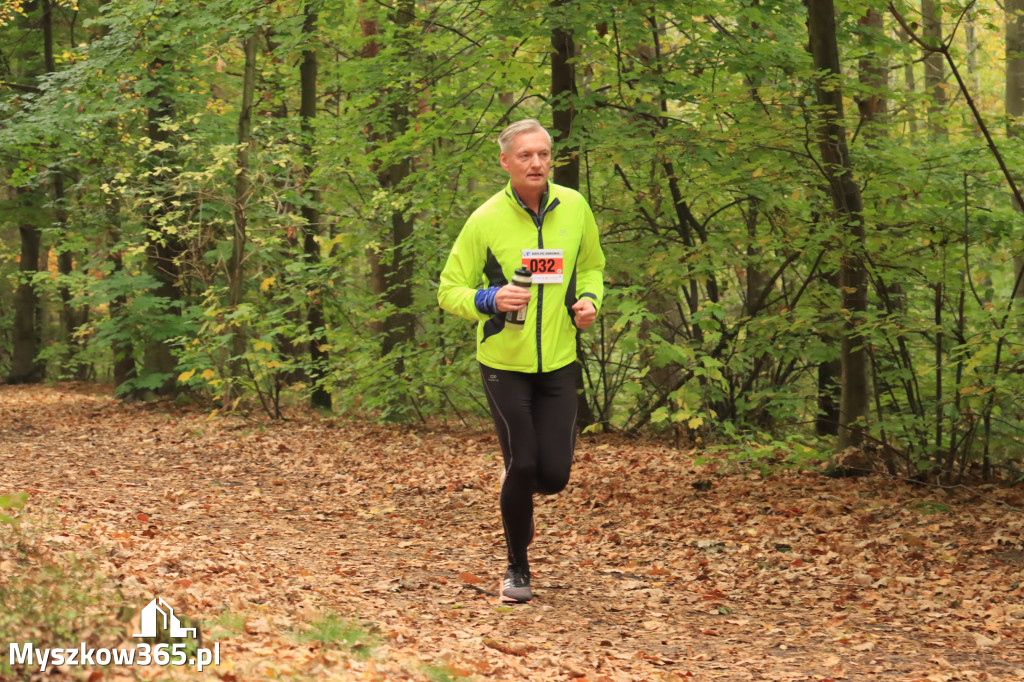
[499,592,532,604]
[499,579,532,604]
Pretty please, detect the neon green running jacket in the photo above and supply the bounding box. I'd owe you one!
[438,181,606,373]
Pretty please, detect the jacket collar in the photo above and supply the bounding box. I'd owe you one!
[504,181,552,215]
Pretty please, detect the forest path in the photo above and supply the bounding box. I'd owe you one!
[1,384,1022,681]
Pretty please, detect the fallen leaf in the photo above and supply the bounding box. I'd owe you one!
[459,571,483,585]
[484,638,536,656]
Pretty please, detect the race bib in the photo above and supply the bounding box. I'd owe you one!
[522,249,564,284]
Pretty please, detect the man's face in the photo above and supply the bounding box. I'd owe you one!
[500,130,551,195]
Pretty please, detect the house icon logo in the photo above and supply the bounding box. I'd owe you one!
[132,597,198,639]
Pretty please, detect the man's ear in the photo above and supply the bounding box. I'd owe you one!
[499,153,509,172]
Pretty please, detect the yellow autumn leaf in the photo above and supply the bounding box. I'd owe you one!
[688,416,704,429]
[201,369,216,381]
[177,369,196,383]
[253,340,273,352]
[260,276,275,292]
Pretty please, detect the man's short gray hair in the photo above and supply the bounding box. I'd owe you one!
[498,119,552,154]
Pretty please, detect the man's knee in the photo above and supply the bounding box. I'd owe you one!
[536,469,571,495]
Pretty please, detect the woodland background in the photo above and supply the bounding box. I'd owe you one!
[2,0,1024,480]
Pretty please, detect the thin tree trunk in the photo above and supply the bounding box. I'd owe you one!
[226,32,258,405]
[43,0,88,379]
[550,0,579,190]
[807,0,870,449]
[108,215,137,390]
[6,3,51,385]
[300,0,331,410]
[857,8,887,134]
[550,0,595,428]
[8,192,44,384]
[964,9,980,105]
[853,6,896,468]
[139,55,184,397]
[923,0,946,137]
[360,3,387,337]
[377,0,417,372]
[897,25,919,134]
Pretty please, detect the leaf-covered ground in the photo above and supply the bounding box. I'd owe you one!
[1,384,1023,681]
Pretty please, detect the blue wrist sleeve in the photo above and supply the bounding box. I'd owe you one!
[474,286,501,315]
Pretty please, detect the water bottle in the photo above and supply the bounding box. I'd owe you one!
[505,268,533,329]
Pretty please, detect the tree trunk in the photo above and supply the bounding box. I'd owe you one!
[549,0,595,428]
[922,0,946,136]
[225,32,258,405]
[139,56,184,397]
[6,2,53,385]
[965,8,980,103]
[550,0,578,190]
[108,212,137,390]
[897,25,919,134]
[806,0,870,449]
[43,0,88,379]
[360,3,387,339]
[373,0,417,373]
[857,8,887,135]
[8,193,44,385]
[300,0,332,410]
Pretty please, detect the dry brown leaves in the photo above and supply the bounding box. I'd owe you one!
[1,383,1023,681]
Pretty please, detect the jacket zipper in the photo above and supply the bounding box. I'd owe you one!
[511,185,559,373]
[535,216,544,374]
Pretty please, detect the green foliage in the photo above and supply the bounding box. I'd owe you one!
[421,663,472,682]
[205,609,246,641]
[700,432,834,472]
[293,612,380,659]
[1,0,1022,477]
[0,491,27,526]
[0,496,133,677]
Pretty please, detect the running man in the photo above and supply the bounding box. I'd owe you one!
[437,119,606,603]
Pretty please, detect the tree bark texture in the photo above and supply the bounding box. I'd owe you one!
[8,205,44,385]
[43,0,88,378]
[550,0,578,190]
[225,32,258,404]
[922,0,946,136]
[549,0,596,428]
[857,8,887,133]
[300,0,332,409]
[140,55,185,396]
[377,0,417,369]
[806,0,870,449]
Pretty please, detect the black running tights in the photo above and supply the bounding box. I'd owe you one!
[479,362,579,569]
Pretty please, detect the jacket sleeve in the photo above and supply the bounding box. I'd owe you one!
[575,201,606,313]
[438,217,492,322]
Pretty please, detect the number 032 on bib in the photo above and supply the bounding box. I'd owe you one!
[521,249,564,284]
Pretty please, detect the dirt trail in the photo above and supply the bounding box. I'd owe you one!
[1,384,1022,681]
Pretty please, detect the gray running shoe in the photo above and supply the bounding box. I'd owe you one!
[500,566,532,603]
